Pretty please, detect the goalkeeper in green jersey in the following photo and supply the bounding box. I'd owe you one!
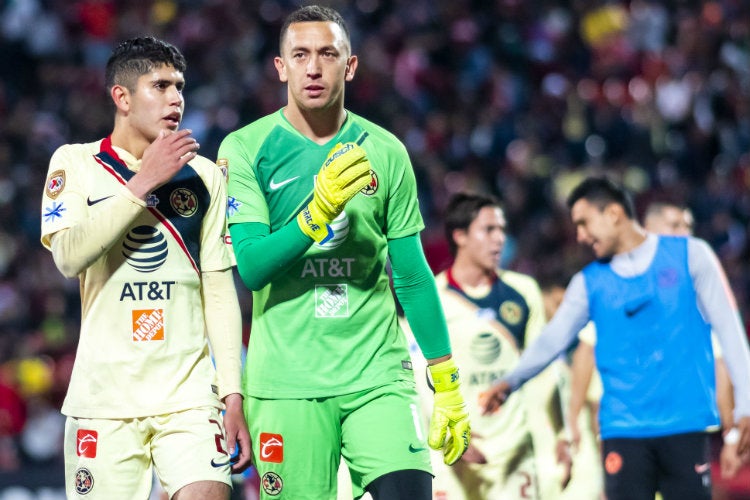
[217,5,470,500]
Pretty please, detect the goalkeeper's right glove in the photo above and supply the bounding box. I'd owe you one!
[297,142,372,243]
[428,358,471,465]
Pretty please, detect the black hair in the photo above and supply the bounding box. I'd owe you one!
[104,36,186,92]
[279,5,351,51]
[566,176,636,219]
[444,192,502,257]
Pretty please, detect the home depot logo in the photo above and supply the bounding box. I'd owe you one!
[132,309,165,341]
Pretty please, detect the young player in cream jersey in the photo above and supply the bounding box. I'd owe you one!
[40,37,249,499]
[407,192,571,500]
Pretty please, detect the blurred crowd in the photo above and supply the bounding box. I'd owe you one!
[1,0,750,496]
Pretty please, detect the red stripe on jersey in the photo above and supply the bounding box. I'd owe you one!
[95,136,200,275]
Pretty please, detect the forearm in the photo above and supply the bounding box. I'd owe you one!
[691,239,750,419]
[50,186,145,277]
[229,221,312,291]
[389,235,451,360]
[715,358,735,428]
[504,274,589,392]
[202,268,243,399]
[569,342,595,426]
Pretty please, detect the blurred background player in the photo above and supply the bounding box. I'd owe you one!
[539,273,604,500]
[482,177,750,500]
[39,36,250,499]
[407,192,573,499]
[218,6,469,499]
[567,200,749,486]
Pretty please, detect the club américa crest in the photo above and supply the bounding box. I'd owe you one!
[74,467,94,495]
[261,471,283,496]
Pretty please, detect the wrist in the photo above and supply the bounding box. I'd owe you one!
[428,358,460,392]
[297,206,333,243]
[724,427,740,446]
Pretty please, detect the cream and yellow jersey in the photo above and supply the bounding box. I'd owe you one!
[40,137,231,418]
[407,269,566,499]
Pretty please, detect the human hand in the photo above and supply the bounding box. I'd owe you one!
[720,441,743,479]
[427,358,471,465]
[223,393,252,474]
[127,129,199,199]
[460,440,487,465]
[556,438,573,489]
[737,416,750,456]
[297,142,372,243]
[479,380,511,415]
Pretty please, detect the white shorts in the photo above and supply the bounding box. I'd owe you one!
[64,406,232,499]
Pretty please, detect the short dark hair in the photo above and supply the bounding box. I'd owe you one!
[279,5,351,51]
[444,192,502,256]
[105,36,186,92]
[643,200,684,220]
[566,176,636,219]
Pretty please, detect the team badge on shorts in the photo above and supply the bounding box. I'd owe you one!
[261,471,283,496]
[170,188,198,217]
[605,451,623,475]
[74,467,94,495]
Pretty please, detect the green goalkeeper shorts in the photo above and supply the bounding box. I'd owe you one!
[245,378,432,499]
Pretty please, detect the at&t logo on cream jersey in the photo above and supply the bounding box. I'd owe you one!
[123,226,168,272]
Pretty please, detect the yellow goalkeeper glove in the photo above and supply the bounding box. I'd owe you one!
[297,142,372,243]
[427,358,471,465]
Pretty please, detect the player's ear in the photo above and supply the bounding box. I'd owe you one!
[605,202,626,224]
[345,55,357,81]
[111,84,130,112]
[452,228,468,249]
[274,56,288,83]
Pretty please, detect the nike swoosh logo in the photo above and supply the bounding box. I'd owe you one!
[408,444,427,453]
[87,195,114,206]
[625,302,648,317]
[694,463,710,474]
[269,176,300,190]
[210,455,239,468]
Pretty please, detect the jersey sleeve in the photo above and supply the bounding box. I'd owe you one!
[41,145,88,248]
[219,133,269,226]
[195,156,233,272]
[369,139,424,240]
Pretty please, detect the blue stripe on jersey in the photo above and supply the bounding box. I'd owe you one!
[447,274,531,348]
[95,151,210,271]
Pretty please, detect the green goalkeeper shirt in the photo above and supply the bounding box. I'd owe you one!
[219,109,432,399]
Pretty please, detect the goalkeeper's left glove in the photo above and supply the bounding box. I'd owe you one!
[427,358,471,465]
[297,142,372,243]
